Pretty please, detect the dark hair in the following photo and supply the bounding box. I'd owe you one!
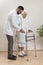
[17,6,24,10]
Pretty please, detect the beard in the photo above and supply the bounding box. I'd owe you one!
[17,12,20,15]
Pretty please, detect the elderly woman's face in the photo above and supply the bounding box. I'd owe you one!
[22,12,27,18]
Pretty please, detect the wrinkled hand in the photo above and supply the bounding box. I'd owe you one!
[20,29,25,33]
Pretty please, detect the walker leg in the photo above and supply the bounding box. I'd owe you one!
[25,35,29,61]
[34,35,37,57]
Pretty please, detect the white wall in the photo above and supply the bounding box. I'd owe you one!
[0,0,43,51]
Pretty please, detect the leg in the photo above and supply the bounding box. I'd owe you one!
[6,34,17,60]
[18,46,24,57]
[18,46,26,57]
[34,35,37,57]
[6,35,13,57]
[18,46,24,52]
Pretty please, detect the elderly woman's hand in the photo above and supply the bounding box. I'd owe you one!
[28,29,33,32]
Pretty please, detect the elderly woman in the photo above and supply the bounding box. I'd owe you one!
[18,11,29,57]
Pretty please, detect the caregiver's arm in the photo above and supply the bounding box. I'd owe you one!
[10,14,25,33]
[12,16,21,31]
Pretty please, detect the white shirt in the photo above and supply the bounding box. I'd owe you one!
[4,10,21,36]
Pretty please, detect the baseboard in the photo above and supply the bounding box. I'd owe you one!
[0,49,43,52]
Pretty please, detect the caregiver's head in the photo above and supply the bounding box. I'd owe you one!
[16,6,24,15]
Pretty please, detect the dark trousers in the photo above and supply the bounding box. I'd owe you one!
[6,35,13,57]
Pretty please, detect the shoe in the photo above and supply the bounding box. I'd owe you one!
[12,55,17,58]
[8,55,17,60]
[18,52,24,57]
[22,51,27,56]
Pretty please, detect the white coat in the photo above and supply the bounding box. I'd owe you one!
[4,10,21,36]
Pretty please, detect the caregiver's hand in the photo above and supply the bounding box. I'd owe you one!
[20,29,25,33]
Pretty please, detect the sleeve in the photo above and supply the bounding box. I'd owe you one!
[25,16,30,31]
[11,14,21,31]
